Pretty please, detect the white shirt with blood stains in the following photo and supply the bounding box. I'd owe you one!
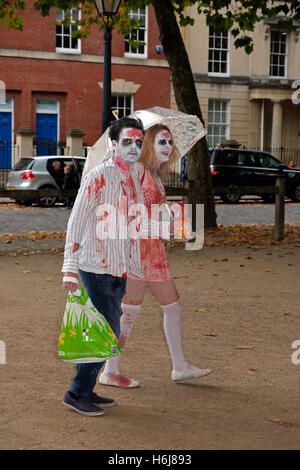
[61,157,144,279]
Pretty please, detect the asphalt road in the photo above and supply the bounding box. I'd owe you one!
[0,200,299,234]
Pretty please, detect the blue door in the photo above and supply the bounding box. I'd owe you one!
[36,113,58,156]
[0,112,12,169]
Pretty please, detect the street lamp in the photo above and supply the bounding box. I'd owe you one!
[94,0,122,134]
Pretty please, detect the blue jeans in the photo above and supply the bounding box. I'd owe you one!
[69,270,127,397]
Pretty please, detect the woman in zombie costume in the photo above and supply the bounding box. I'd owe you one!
[99,124,213,388]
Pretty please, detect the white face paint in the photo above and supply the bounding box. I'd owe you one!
[154,130,173,166]
[113,128,143,164]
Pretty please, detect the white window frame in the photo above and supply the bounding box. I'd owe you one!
[111,94,133,120]
[207,99,230,147]
[124,6,148,59]
[269,30,287,79]
[208,26,230,77]
[36,99,60,144]
[56,8,81,54]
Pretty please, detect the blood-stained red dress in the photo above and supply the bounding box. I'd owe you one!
[128,165,172,282]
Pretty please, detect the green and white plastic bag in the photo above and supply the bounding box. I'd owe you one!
[58,287,122,363]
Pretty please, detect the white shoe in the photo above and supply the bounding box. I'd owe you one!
[172,366,213,381]
[99,372,140,388]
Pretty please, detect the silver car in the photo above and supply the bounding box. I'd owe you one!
[6,156,86,207]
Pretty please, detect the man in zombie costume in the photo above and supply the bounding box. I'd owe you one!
[61,117,145,416]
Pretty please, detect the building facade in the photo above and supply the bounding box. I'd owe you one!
[0,3,170,168]
[175,6,300,162]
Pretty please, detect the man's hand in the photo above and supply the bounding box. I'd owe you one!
[62,272,79,292]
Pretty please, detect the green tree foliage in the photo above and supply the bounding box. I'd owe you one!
[1,1,300,53]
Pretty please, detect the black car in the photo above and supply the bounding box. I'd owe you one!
[210,148,300,203]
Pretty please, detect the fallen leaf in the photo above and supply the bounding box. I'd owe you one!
[221,258,228,262]
[248,368,257,372]
[233,345,253,350]
[267,418,300,428]
[22,270,31,273]
[196,308,208,312]
[202,332,217,337]
[283,312,290,316]
[46,278,53,282]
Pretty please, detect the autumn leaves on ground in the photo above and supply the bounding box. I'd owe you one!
[0,224,300,449]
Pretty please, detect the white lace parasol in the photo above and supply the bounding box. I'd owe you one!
[82,106,207,178]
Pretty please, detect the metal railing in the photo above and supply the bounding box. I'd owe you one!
[161,158,185,188]
[0,169,10,189]
[241,146,300,167]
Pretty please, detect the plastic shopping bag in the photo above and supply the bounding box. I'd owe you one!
[58,287,122,363]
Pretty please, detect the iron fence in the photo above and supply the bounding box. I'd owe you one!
[33,139,66,157]
[161,157,185,188]
[0,143,18,188]
[0,169,10,189]
[243,147,300,167]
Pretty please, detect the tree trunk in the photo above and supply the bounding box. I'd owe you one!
[152,0,217,229]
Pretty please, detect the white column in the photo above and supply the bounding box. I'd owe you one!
[271,100,283,150]
[260,99,265,151]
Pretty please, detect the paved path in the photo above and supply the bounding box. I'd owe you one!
[0,206,70,234]
[0,201,299,234]
[215,203,300,226]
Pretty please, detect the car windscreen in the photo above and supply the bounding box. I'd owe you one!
[12,158,34,171]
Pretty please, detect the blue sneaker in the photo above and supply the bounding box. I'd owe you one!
[90,392,115,407]
[63,391,105,416]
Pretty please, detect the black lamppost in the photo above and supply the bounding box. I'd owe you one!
[94,0,122,134]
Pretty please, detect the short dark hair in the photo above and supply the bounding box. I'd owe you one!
[109,116,144,142]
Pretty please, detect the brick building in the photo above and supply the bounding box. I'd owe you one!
[176,5,300,164]
[0,3,170,168]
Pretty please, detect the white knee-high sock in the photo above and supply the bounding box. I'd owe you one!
[162,300,186,371]
[103,303,141,375]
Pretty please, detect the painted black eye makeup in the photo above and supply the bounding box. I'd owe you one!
[121,138,143,148]
[121,138,133,147]
[158,139,173,146]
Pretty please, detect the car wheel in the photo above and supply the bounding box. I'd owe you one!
[291,183,300,202]
[37,186,57,207]
[221,185,241,204]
